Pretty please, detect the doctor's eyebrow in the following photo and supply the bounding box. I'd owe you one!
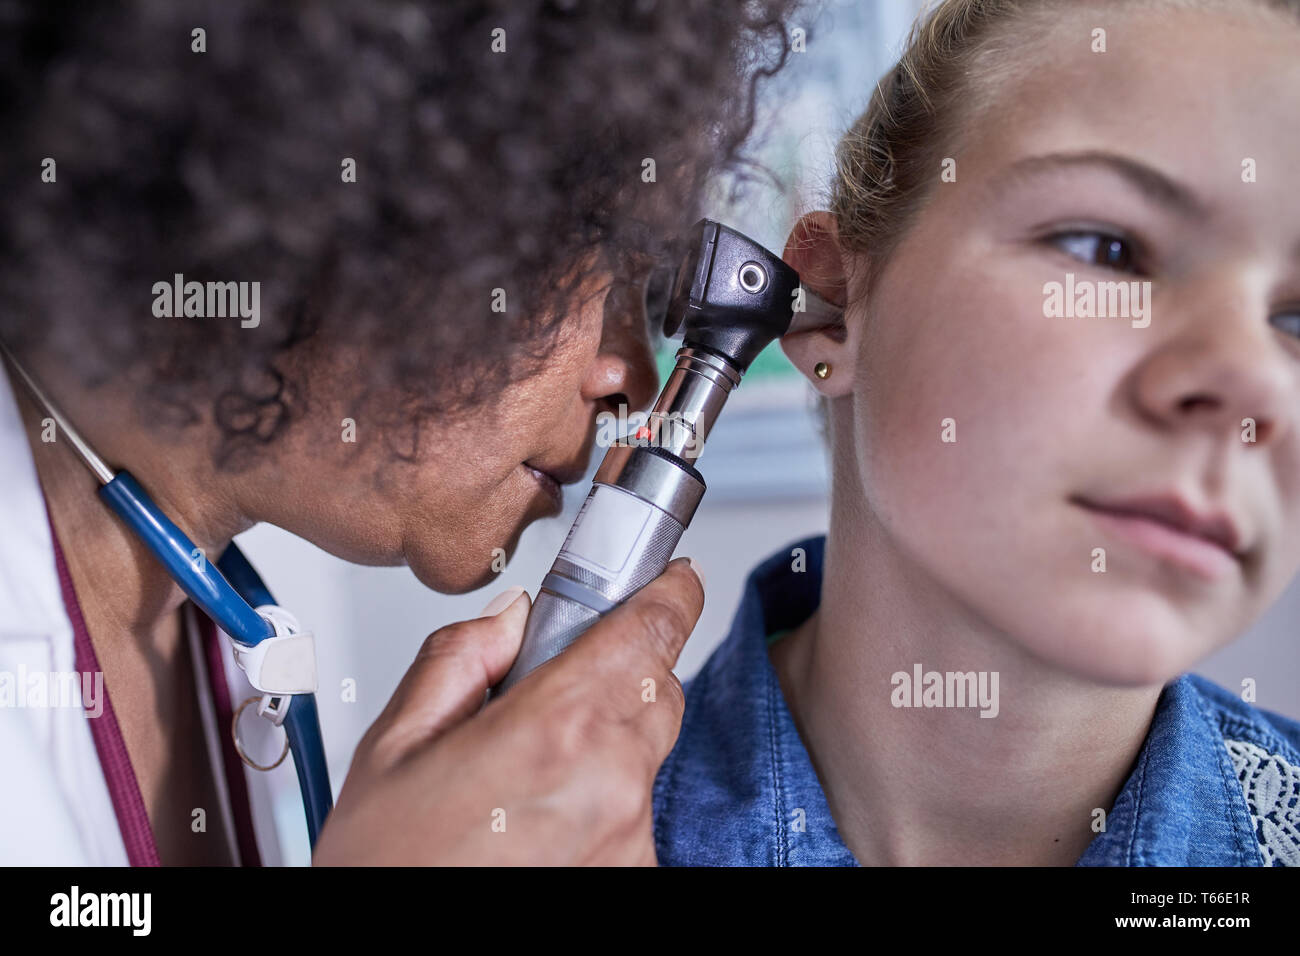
[987,150,1212,222]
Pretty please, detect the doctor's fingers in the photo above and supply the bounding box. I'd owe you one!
[509,557,704,761]
[358,587,532,775]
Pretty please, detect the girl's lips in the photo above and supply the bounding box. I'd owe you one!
[1073,499,1238,582]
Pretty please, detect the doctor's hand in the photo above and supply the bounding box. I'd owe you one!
[312,556,705,866]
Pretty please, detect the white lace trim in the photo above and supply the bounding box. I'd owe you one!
[1225,739,1300,866]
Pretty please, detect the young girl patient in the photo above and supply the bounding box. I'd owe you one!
[653,0,1300,866]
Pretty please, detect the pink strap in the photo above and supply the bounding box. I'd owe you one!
[52,525,162,866]
[51,519,263,866]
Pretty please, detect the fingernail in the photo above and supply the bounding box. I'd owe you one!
[480,585,527,618]
[686,557,705,589]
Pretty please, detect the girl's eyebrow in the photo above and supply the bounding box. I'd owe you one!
[988,150,1211,223]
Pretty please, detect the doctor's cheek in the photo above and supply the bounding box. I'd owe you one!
[398,326,655,591]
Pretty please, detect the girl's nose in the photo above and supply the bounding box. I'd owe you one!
[1132,278,1295,447]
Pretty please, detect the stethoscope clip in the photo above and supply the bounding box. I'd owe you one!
[229,605,318,697]
[229,605,317,771]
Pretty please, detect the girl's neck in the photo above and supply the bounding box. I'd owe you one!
[770,508,1162,866]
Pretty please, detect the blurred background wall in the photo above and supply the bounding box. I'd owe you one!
[236,0,1300,863]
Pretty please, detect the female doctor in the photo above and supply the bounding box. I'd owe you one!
[0,0,796,865]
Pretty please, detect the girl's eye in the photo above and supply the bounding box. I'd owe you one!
[1047,230,1141,274]
[1269,310,1300,340]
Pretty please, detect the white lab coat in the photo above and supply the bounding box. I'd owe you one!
[0,365,285,865]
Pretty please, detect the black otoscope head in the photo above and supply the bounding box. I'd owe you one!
[656,219,836,374]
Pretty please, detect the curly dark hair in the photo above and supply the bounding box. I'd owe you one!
[0,0,800,467]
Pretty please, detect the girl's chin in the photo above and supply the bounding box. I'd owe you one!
[989,583,1222,687]
[1027,617,1205,687]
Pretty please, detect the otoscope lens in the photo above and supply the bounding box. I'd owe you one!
[663,241,702,338]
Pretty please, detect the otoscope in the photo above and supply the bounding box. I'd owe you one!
[491,219,842,695]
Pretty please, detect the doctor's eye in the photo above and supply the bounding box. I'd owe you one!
[642,264,676,341]
[1045,229,1144,276]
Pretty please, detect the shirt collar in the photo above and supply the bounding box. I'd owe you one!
[655,534,1263,866]
[1078,674,1260,865]
[0,362,66,645]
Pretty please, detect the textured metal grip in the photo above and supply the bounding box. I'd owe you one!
[492,483,686,694]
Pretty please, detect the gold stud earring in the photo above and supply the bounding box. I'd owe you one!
[814,361,831,380]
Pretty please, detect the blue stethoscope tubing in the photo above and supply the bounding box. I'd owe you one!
[99,471,334,848]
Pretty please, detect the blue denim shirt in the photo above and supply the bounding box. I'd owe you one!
[653,535,1300,866]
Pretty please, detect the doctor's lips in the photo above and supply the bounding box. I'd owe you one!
[1070,492,1247,579]
[524,458,586,507]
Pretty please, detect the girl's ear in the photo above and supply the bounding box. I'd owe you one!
[780,211,855,398]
